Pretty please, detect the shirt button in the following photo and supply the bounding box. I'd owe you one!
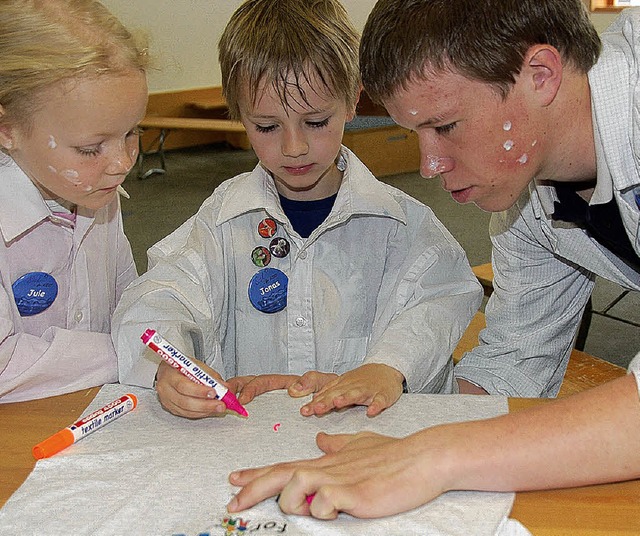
[298,250,308,259]
[295,317,306,327]
[74,311,83,322]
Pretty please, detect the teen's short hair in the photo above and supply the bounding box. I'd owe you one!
[360,0,600,103]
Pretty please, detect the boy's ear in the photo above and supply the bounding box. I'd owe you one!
[0,104,15,150]
[346,86,362,122]
[521,45,563,107]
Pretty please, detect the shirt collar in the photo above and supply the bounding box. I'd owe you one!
[0,156,99,243]
[588,10,640,194]
[0,156,52,243]
[215,146,407,227]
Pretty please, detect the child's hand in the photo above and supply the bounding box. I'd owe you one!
[155,361,229,419]
[300,364,405,417]
[228,371,338,405]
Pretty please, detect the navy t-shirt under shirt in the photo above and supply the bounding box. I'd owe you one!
[279,193,337,238]
[551,181,640,272]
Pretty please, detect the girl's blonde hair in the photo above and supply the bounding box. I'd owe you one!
[0,0,148,127]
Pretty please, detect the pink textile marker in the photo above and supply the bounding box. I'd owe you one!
[141,328,248,417]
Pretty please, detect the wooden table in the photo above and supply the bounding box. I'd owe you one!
[2,384,639,534]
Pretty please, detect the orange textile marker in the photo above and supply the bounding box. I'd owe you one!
[32,393,138,460]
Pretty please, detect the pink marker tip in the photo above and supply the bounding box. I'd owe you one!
[221,390,249,417]
[306,494,315,504]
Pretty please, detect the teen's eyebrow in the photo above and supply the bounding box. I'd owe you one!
[416,113,450,128]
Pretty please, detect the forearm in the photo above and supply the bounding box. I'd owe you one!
[434,374,640,493]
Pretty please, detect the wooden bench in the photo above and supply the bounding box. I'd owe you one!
[453,311,627,397]
[472,263,494,296]
[137,116,247,179]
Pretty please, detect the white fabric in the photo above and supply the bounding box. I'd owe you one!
[0,384,525,536]
[113,146,482,393]
[629,351,640,400]
[495,518,533,536]
[0,156,136,403]
[455,10,640,397]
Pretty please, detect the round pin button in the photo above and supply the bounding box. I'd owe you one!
[269,237,290,258]
[12,272,58,316]
[257,218,277,238]
[248,268,288,313]
[251,246,271,267]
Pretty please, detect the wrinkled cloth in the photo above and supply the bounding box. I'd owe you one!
[114,146,482,394]
[455,10,640,397]
[0,156,136,403]
[0,385,522,536]
[629,351,640,400]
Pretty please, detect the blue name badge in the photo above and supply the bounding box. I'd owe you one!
[248,268,288,313]
[12,272,58,316]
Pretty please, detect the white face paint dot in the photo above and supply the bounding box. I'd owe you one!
[61,169,79,179]
[531,140,538,147]
[424,155,443,176]
[409,110,418,116]
[48,135,57,149]
[61,169,82,186]
[48,165,57,174]
[517,153,528,164]
[503,121,512,131]
[503,140,514,151]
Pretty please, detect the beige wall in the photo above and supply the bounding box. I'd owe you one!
[102,0,375,92]
[101,0,621,93]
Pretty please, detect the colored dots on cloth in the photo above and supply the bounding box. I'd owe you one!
[273,423,281,432]
[251,246,271,267]
[269,237,290,258]
[258,218,277,238]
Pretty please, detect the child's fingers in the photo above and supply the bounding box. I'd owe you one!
[160,396,227,419]
[156,363,233,418]
[365,393,390,417]
[237,374,300,404]
[226,375,256,395]
[289,371,338,397]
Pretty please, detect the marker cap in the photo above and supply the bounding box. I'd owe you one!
[32,428,74,460]
[140,328,156,345]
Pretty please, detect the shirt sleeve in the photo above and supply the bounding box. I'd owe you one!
[114,197,138,297]
[0,304,118,403]
[112,215,226,388]
[454,197,595,397]
[364,208,483,394]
